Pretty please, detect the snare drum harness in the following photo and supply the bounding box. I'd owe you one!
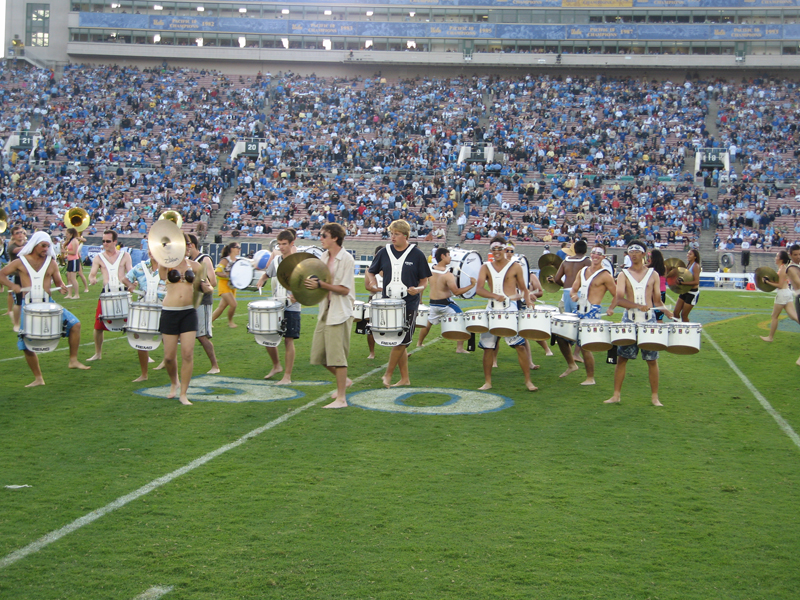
[19,255,52,304]
[385,243,415,299]
[142,262,162,304]
[486,260,513,310]
[622,268,655,323]
[98,252,125,293]
[577,266,605,318]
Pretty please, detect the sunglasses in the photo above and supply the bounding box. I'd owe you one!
[505,249,515,254]
[102,240,114,244]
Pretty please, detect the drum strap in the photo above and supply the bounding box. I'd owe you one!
[578,266,604,314]
[385,243,415,299]
[98,252,124,292]
[272,255,290,305]
[143,261,162,304]
[486,260,513,310]
[622,268,654,323]
[19,255,51,304]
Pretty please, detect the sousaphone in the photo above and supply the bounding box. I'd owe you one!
[63,207,90,232]
[158,210,184,229]
[0,207,8,234]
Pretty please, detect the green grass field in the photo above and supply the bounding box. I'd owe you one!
[1,278,799,599]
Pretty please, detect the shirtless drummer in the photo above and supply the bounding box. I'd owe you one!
[786,244,800,366]
[549,240,590,367]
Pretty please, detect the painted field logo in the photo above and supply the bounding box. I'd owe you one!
[135,375,325,403]
[347,387,513,415]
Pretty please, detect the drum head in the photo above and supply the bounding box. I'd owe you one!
[513,255,530,288]
[230,259,255,290]
[451,251,482,299]
[297,246,324,259]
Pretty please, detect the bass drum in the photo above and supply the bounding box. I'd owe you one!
[230,258,255,290]
[511,254,530,288]
[448,248,482,299]
[297,245,324,260]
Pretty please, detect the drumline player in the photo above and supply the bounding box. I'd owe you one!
[785,244,800,367]
[550,239,590,376]
[257,229,301,385]
[88,229,133,361]
[212,242,240,328]
[61,228,82,300]
[567,245,617,386]
[475,236,537,392]
[527,266,554,357]
[121,248,165,382]
[604,240,674,407]
[758,250,799,343]
[366,219,431,388]
[0,231,90,387]
[673,249,701,322]
[303,223,356,408]
[415,246,476,353]
[365,245,384,360]
[185,233,220,374]
[6,226,28,332]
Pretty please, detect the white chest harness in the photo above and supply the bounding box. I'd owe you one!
[623,268,654,323]
[98,252,125,292]
[486,260,513,310]
[385,243,415,300]
[19,256,52,304]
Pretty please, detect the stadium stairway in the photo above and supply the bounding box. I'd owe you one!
[206,182,237,240]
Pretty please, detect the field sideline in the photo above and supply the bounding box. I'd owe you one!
[1,283,799,599]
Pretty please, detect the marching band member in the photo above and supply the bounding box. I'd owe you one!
[475,236,536,392]
[673,249,701,322]
[604,240,673,407]
[550,240,590,372]
[366,220,431,388]
[759,250,799,343]
[61,228,82,300]
[121,248,165,382]
[786,244,800,367]
[567,244,617,386]
[0,231,90,387]
[185,233,220,374]
[88,229,133,361]
[6,226,28,332]
[257,229,301,384]
[211,242,240,328]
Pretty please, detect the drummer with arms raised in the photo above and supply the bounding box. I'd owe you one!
[88,230,133,361]
[366,219,431,388]
[0,231,90,387]
[567,244,616,386]
[416,247,475,353]
[475,236,536,392]
[605,240,673,407]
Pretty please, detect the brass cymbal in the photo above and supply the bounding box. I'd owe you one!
[192,262,207,309]
[148,220,186,268]
[667,266,693,295]
[538,253,563,270]
[288,257,331,306]
[540,264,561,293]
[754,266,779,293]
[276,252,316,289]
[664,257,686,272]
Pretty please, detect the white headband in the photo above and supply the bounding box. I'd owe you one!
[627,244,646,254]
[19,231,58,260]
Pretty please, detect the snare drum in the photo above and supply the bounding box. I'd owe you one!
[353,300,368,321]
[99,291,130,332]
[577,319,612,352]
[20,303,64,353]
[248,299,284,347]
[296,245,324,260]
[464,309,490,333]
[551,314,580,341]
[609,322,637,346]
[230,259,255,290]
[666,322,702,355]
[448,248,482,299]
[488,310,518,337]
[637,322,670,351]
[125,301,163,351]
[534,304,559,314]
[369,298,406,347]
[441,313,470,341]
[416,304,430,327]
[518,308,551,341]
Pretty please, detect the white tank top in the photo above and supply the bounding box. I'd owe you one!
[98,251,125,292]
[19,255,52,304]
[622,268,655,323]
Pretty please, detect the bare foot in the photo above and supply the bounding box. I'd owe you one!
[367,354,375,360]
[390,379,411,388]
[276,377,293,385]
[133,375,148,382]
[416,342,423,348]
[83,289,90,293]
[382,374,392,388]
[525,382,538,392]
[86,354,101,362]
[796,357,800,367]
[147,357,155,363]
[25,378,45,388]
[207,366,221,374]
[492,362,498,368]
[478,383,492,390]
[179,396,193,406]
[68,360,91,370]
[456,349,469,354]
[530,363,540,370]
[559,364,579,379]
[323,399,348,409]
[604,396,621,404]
[580,378,596,386]
[12,325,19,333]
[574,354,584,364]
[154,361,166,370]
[331,378,353,398]
[760,336,773,342]
[167,383,179,399]
[264,365,283,380]
[228,322,238,328]
[73,296,80,300]
[652,397,663,407]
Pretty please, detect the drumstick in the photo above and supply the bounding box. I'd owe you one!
[18,285,71,292]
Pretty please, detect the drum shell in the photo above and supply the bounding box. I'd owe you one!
[464,309,489,333]
[551,314,580,342]
[369,299,406,346]
[21,303,63,353]
[609,322,637,346]
[488,310,518,338]
[637,323,670,351]
[666,322,702,355]
[441,313,470,341]
[518,309,551,341]
[578,319,612,352]
[416,304,429,327]
[248,300,284,335]
[100,291,131,320]
[127,302,162,334]
[230,259,255,290]
[353,300,368,321]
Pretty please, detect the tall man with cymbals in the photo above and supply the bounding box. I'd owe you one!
[0,231,90,387]
[604,240,673,407]
[549,239,590,377]
[785,243,800,367]
[303,223,356,408]
[87,229,133,361]
[416,246,476,353]
[366,219,431,388]
[568,244,617,386]
[475,236,537,392]
[257,229,301,385]
[185,233,220,374]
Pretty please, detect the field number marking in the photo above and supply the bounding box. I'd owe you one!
[348,388,513,415]
[132,586,173,600]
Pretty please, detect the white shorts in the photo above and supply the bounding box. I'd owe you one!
[478,301,525,350]
[196,304,213,338]
[775,288,793,306]
[427,300,461,325]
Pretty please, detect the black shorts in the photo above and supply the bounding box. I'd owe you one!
[10,275,23,305]
[66,259,81,272]
[283,310,301,339]
[159,308,198,335]
[679,289,700,306]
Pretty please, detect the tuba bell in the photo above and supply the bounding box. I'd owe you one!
[158,210,184,229]
[0,207,7,234]
[63,207,90,232]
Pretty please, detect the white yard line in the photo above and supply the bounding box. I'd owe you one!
[703,330,800,450]
[132,586,174,600]
[0,340,439,570]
